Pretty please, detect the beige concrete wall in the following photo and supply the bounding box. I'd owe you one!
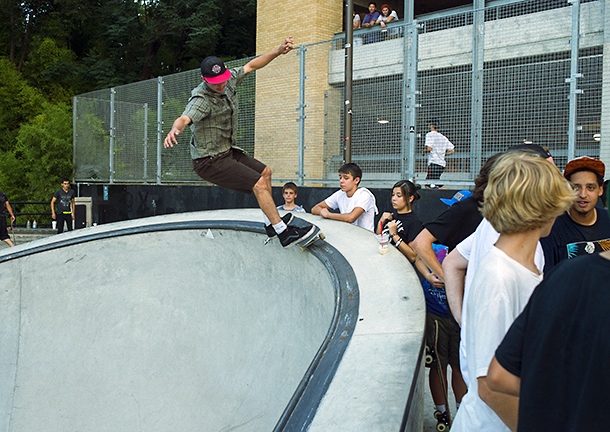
[254,0,343,183]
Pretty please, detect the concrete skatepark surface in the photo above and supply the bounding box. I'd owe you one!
[0,210,425,431]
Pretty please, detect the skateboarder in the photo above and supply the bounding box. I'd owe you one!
[163,37,316,248]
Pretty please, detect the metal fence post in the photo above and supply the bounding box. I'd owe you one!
[157,77,163,185]
[471,0,485,178]
[297,44,307,186]
[143,103,148,180]
[72,96,77,172]
[567,0,582,163]
[403,20,419,180]
[109,88,115,184]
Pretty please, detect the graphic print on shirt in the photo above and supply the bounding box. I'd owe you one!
[566,238,610,258]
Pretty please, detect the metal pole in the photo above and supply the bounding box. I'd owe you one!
[72,97,77,177]
[407,20,419,180]
[344,0,354,163]
[297,44,307,186]
[109,88,115,184]
[401,1,416,180]
[471,0,485,178]
[157,77,163,185]
[143,103,148,181]
[567,0,581,163]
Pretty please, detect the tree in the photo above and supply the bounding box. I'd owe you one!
[4,101,73,200]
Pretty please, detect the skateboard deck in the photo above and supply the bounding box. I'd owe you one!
[434,319,451,431]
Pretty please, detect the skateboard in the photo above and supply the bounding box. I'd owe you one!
[295,224,326,251]
[434,319,451,432]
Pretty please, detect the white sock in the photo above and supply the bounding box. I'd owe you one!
[273,221,287,235]
[435,404,446,413]
[263,214,271,226]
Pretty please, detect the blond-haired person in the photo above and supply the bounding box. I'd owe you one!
[450,152,574,432]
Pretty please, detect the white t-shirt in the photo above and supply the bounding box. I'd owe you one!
[451,246,542,432]
[425,130,454,167]
[353,14,361,28]
[324,188,378,232]
[456,218,544,387]
[378,11,399,35]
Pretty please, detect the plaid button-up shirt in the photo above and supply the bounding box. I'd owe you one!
[182,67,246,159]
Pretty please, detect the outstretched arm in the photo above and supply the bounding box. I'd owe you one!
[164,115,192,148]
[442,247,468,326]
[244,37,294,74]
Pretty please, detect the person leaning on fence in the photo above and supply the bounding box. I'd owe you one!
[353,10,361,29]
[0,189,16,247]
[51,178,76,234]
[375,4,399,38]
[312,163,378,232]
[163,37,317,249]
[361,2,380,43]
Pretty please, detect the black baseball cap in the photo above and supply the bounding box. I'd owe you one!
[201,56,231,84]
[507,144,552,159]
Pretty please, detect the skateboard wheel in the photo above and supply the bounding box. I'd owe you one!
[433,410,442,420]
[437,424,446,432]
[299,246,306,252]
[319,233,326,240]
[425,354,433,365]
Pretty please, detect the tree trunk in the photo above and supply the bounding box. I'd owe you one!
[17,5,37,72]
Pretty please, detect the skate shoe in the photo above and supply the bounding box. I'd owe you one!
[278,223,317,248]
[265,213,294,239]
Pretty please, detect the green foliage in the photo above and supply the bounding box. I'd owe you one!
[0,58,47,152]
[0,0,256,198]
[1,101,73,201]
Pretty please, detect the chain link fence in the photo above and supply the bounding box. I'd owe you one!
[73,0,607,187]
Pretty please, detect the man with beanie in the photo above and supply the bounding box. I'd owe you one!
[164,37,317,248]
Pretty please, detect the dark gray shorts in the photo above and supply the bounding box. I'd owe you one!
[425,312,461,368]
[193,148,266,195]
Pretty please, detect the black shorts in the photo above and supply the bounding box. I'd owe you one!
[427,163,445,180]
[193,148,266,195]
[0,217,9,241]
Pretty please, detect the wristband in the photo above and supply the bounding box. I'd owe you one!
[394,238,403,247]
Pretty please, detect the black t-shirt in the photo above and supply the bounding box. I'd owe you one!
[0,191,7,217]
[495,253,610,431]
[53,188,76,213]
[423,196,482,251]
[381,211,423,245]
[540,208,610,272]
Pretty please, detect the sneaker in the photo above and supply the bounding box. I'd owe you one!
[265,213,294,238]
[278,223,317,248]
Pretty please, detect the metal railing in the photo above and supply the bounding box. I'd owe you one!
[9,202,53,229]
[73,0,607,188]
